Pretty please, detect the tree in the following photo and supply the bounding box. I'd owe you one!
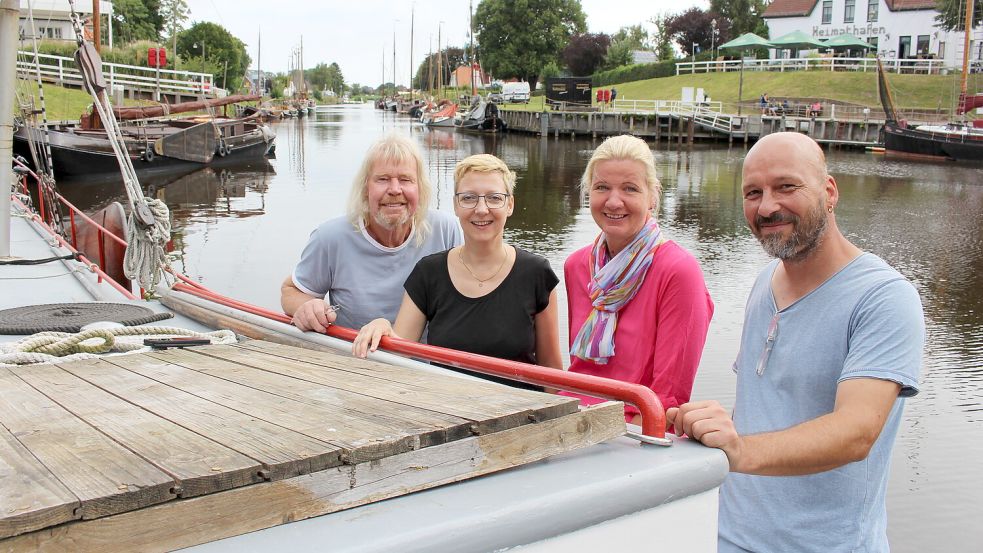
[934,0,982,30]
[649,13,677,61]
[111,0,163,44]
[474,0,586,91]
[159,0,190,63]
[601,25,651,70]
[325,62,344,95]
[709,0,768,38]
[665,8,732,57]
[562,33,610,76]
[177,22,251,90]
[413,47,467,91]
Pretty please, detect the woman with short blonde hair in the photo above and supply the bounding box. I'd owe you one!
[354,153,562,387]
[564,134,714,423]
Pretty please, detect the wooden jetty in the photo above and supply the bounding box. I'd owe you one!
[501,108,885,148]
[0,340,624,552]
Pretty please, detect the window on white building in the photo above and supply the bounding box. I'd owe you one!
[822,1,833,24]
[916,35,930,56]
[867,0,878,22]
[899,36,911,58]
[845,0,855,23]
[868,37,879,52]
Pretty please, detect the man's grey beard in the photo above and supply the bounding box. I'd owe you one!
[372,209,411,230]
[754,204,828,262]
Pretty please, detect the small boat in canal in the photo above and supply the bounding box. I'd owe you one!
[455,95,507,133]
[14,94,277,178]
[422,99,459,128]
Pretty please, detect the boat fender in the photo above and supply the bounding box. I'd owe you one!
[143,148,155,162]
[217,142,228,157]
[225,143,234,155]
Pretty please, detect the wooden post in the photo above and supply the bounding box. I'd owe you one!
[92,0,101,53]
[687,117,695,144]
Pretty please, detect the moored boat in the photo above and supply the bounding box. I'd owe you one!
[877,0,982,162]
[455,95,507,133]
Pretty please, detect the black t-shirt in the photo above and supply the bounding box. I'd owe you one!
[404,247,558,379]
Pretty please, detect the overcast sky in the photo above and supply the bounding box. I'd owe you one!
[183,0,707,87]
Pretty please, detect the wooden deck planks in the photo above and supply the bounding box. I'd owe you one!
[0,425,78,539]
[134,346,478,463]
[61,358,344,481]
[0,402,626,553]
[0,340,624,546]
[11,364,263,499]
[0,368,175,532]
[233,340,580,431]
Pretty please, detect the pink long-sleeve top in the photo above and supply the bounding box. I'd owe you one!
[563,240,714,420]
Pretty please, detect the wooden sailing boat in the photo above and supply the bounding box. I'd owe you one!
[878,0,982,161]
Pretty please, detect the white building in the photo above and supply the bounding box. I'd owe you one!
[763,0,981,66]
[18,0,115,46]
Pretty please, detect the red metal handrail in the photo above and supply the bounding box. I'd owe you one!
[170,280,668,439]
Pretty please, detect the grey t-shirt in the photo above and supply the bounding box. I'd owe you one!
[291,211,462,329]
[719,253,924,553]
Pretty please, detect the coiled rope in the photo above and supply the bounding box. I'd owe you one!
[123,197,174,293]
[0,326,236,367]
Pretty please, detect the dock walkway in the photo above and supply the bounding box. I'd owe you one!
[0,340,624,551]
[502,106,884,147]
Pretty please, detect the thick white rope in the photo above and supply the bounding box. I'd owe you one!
[0,326,237,367]
[123,197,174,293]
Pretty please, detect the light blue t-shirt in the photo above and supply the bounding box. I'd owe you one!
[719,253,924,553]
[291,211,462,329]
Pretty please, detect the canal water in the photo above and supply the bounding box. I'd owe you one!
[60,104,982,551]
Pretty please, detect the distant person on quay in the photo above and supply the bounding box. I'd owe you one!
[353,154,562,387]
[668,132,924,553]
[564,135,714,422]
[281,134,462,332]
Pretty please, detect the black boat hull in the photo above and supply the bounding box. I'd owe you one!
[13,123,276,178]
[883,123,983,162]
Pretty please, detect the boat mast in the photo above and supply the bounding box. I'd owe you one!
[960,0,974,98]
[257,27,262,96]
[469,0,476,97]
[437,23,442,99]
[393,29,397,98]
[1,0,17,256]
[409,5,414,102]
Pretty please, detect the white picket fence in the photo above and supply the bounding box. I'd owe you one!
[16,51,215,97]
[675,56,983,75]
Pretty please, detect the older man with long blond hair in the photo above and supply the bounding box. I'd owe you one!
[281,134,462,331]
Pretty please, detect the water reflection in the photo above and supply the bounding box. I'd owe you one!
[55,104,983,552]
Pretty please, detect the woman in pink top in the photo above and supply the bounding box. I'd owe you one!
[565,135,714,424]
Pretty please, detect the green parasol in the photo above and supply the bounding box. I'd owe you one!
[718,32,774,50]
[821,33,876,50]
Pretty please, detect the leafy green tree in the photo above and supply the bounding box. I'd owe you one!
[177,22,250,90]
[934,0,982,30]
[709,0,768,38]
[111,0,163,44]
[601,25,651,70]
[649,13,677,61]
[474,0,586,91]
[159,0,190,64]
[562,33,610,76]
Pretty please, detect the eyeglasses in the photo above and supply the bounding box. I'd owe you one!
[455,192,510,209]
[755,313,779,376]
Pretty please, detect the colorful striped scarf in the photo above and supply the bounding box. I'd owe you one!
[570,218,665,364]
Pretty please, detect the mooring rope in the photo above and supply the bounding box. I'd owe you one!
[0,326,237,367]
[123,197,174,293]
